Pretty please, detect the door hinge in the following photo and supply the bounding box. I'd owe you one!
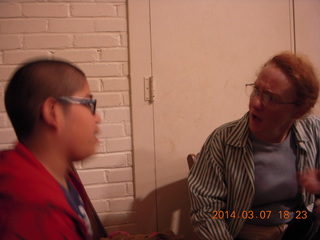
[144,76,155,103]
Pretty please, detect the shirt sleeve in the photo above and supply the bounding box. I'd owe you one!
[188,134,233,240]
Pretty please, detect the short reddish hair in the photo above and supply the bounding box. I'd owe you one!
[265,51,319,110]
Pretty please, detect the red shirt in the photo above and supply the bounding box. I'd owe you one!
[0,143,91,240]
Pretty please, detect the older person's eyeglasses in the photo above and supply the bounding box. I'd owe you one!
[56,96,97,115]
[245,83,297,106]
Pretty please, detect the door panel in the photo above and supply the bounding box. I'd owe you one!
[150,1,292,238]
[295,0,320,115]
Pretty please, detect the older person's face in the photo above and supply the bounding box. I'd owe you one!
[248,65,299,143]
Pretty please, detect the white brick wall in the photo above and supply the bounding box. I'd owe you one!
[0,0,134,234]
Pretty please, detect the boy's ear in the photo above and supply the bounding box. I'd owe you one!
[40,97,60,128]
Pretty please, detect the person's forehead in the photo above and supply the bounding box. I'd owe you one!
[256,66,291,88]
[256,66,298,101]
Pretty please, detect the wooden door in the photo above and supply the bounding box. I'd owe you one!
[295,0,320,114]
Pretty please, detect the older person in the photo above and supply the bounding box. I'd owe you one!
[188,52,320,240]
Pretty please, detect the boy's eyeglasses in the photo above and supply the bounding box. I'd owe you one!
[56,96,97,115]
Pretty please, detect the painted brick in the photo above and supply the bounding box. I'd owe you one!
[0,114,7,128]
[91,199,110,213]
[106,137,132,153]
[73,161,82,170]
[0,128,17,144]
[125,123,131,136]
[122,62,129,76]
[24,34,70,49]
[95,140,106,153]
[0,35,23,50]
[0,19,47,33]
[0,144,15,151]
[101,48,128,62]
[96,0,126,2]
[77,169,106,185]
[23,3,69,17]
[48,0,88,2]
[0,112,12,128]
[0,3,22,17]
[79,63,122,77]
[0,0,133,231]
[0,99,5,114]
[122,92,130,106]
[127,153,132,166]
[120,33,128,47]
[99,212,135,226]
[82,153,128,169]
[53,49,99,62]
[49,19,94,33]
[106,167,133,183]
[109,197,135,212]
[0,0,34,2]
[94,18,127,32]
[3,51,52,64]
[85,183,127,199]
[116,3,127,18]
[70,3,116,17]
[103,107,131,122]
[102,78,129,91]
[98,123,125,138]
[0,82,4,97]
[73,34,119,48]
[95,93,123,107]
[1,81,7,89]
[0,65,18,82]
[127,182,134,195]
[87,78,102,92]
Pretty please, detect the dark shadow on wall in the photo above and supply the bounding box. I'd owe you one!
[134,178,200,240]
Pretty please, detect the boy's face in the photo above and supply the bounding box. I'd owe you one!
[60,79,101,161]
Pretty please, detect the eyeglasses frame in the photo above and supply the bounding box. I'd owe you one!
[56,96,97,115]
[245,83,298,106]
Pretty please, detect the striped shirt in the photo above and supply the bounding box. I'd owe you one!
[188,112,320,240]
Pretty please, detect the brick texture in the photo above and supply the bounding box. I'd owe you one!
[0,0,132,234]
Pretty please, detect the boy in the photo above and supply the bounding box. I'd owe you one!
[0,60,103,240]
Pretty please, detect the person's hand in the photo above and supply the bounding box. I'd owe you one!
[298,168,320,194]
